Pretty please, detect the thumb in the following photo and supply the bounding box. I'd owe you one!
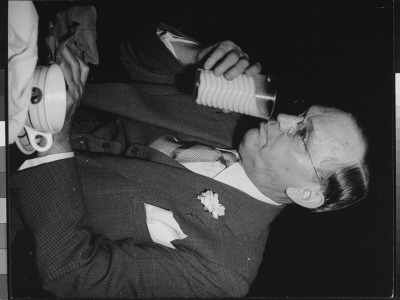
[45,34,58,63]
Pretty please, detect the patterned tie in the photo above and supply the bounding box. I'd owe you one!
[149,135,238,167]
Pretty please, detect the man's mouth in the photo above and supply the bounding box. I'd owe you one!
[260,122,268,145]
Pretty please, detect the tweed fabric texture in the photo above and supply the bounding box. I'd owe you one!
[11,153,284,298]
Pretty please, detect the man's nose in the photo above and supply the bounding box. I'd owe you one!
[276,114,303,131]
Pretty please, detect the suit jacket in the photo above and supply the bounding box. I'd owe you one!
[10,23,286,298]
[11,144,285,298]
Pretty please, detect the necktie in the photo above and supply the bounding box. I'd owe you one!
[149,135,237,167]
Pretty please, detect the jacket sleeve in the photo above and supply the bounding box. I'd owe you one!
[10,157,250,298]
[120,23,198,84]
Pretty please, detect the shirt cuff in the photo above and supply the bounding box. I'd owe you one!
[157,28,198,59]
[19,152,75,171]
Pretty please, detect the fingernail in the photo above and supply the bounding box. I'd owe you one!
[204,60,213,69]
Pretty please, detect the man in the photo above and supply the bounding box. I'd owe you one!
[10,23,369,297]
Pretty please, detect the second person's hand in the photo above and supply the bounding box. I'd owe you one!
[37,45,89,157]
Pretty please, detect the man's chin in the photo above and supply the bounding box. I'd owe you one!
[239,130,262,160]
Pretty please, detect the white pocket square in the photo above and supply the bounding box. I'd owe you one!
[145,203,187,249]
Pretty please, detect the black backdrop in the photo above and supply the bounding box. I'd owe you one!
[16,0,394,297]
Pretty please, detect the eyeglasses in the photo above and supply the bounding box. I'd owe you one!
[287,115,322,185]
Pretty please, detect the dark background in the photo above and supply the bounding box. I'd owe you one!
[10,0,394,297]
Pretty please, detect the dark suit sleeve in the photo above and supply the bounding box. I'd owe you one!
[120,23,198,84]
[10,158,249,298]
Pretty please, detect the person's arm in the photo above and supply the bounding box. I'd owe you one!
[120,23,261,83]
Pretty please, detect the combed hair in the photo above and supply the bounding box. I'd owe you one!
[311,113,369,212]
[312,161,369,212]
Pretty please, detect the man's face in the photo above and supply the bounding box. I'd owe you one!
[239,105,365,200]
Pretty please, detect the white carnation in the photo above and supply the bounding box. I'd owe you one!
[197,190,225,219]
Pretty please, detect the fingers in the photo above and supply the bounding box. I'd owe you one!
[60,46,81,88]
[204,41,238,71]
[45,34,58,63]
[59,46,89,96]
[57,46,90,129]
[75,55,89,86]
[214,50,246,76]
[223,56,250,80]
[244,62,262,77]
[202,40,262,80]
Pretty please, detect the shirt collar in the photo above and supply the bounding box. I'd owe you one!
[214,161,281,206]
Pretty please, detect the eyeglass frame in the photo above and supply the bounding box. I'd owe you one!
[288,112,322,186]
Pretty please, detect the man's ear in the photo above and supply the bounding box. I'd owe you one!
[285,187,324,209]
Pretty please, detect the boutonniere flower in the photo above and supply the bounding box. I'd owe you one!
[197,190,225,219]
